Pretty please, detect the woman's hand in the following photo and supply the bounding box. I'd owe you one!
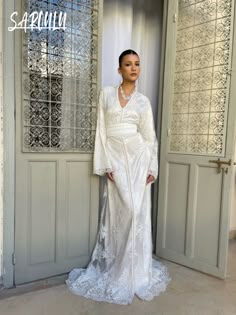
[106,172,115,182]
[146,174,155,185]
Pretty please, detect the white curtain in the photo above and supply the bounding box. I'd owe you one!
[102,0,163,119]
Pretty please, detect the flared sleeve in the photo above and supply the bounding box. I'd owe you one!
[138,99,158,181]
[93,89,113,176]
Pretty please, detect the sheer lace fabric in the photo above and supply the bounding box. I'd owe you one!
[66,86,171,304]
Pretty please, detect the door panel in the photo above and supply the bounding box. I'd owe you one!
[194,166,222,266]
[66,161,92,257]
[30,161,57,265]
[157,0,236,278]
[165,162,189,254]
[14,0,102,284]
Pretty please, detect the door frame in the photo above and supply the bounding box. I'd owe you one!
[153,0,168,251]
[2,0,15,288]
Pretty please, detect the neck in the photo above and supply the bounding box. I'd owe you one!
[120,81,136,93]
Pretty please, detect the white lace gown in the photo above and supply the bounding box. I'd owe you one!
[66,86,171,304]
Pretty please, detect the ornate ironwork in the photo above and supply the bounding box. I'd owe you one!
[170,0,233,155]
[22,0,99,152]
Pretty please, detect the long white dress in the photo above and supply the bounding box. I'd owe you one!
[66,86,171,304]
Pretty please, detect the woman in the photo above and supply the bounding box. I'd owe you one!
[66,50,171,304]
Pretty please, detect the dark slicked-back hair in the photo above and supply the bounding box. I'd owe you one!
[118,49,139,68]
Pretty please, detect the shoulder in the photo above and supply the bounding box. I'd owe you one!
[100,86,117,96]
[98,86,117,109]
[136,91,149,103]
[135,91,151,111]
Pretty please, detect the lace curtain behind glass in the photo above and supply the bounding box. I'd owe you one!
[22,0,99,152]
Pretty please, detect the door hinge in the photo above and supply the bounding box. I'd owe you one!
[173,13,177,23]
[12,252,16,265]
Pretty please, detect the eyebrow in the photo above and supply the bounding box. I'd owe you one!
[124,61,140,63]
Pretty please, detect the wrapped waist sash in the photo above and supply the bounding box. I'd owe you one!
[106,123,138,137]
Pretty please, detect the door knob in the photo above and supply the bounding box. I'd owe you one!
[209,158,232,173]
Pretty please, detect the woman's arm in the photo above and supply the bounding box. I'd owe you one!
[138,99,158,182]
[93,90,113,176]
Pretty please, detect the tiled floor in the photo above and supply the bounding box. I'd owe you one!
[0,240,236,315]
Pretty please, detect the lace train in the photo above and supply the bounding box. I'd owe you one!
[66,258,171,305]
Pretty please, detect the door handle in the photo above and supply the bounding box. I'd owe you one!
[209,158,232,173]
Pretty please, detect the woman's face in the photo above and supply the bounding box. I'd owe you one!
[118,54,140,83]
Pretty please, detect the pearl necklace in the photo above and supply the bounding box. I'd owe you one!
[119,85,137,101]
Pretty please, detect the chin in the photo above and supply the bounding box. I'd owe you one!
[123,77,137,84]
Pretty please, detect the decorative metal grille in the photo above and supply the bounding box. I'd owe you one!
[22,0,99,152]
[169,0,233,155]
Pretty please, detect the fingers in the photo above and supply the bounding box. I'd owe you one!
[106,172,154,184]
[106,172,115,182]
[146,174,155,185]
[109,173,114,181]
